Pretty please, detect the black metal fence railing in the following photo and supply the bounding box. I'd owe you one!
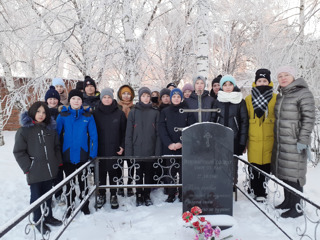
[1,155,319,240]
[236,155,320,240]
[0,160,96,240]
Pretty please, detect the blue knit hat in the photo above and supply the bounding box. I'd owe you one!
[52,78,65,88]
[220,75,236,88]
[170,88,183,101]
[45,86,60,102]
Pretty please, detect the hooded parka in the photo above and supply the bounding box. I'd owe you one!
[13,112,62,184]
[271,78,315,186]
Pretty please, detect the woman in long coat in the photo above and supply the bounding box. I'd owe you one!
[271,66,315,218]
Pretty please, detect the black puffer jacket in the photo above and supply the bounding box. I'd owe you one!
[211,98,249,155]
[184,90,215,122]
[125,102,161,156]
[93,100,127,157]
[158,102,196,155]
[13,112,62,184]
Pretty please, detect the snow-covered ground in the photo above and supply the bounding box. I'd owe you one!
[0,131,319,240]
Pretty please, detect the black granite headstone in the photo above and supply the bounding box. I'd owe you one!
[182,122,234,215]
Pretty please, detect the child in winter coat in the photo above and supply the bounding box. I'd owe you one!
[245,69,277,202]
[93,88,127,209]
[185,75,215,122]
[52,77,68,105]
[271,66,315,218]
[45,86,65,204]
[211,75,248,189]
[13,101,63,233]
[159,88,171,111]
[125,87,161,207]
[182,83,194,99]
[117,84,135,197]
[158,88,196,202]
[56,89,98,216]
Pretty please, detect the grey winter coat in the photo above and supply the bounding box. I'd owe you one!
[125,102,161,156]
[271,78,315,186]
[13,112,63,184]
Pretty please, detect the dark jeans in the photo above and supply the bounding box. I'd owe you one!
[135,161,154,196]
[52,167,64,198]
[250,163,271,197]
[63,162,88,207]
[30,179,53,222]
[99,159,122,196]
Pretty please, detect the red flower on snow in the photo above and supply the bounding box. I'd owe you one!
[199,217,206,222]
[192,221,200,228]
[182,211,193,223]
[191,206,202,215]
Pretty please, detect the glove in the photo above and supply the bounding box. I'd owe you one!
[297,142,307,153]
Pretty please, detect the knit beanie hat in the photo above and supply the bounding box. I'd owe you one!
[276,66,297,79]
[68,89,83,102]
[166,83,176,89]
[220,75,236,88]
[193,75,206,87]
[160,88,171,99]
[100,88,114,100]
[76,81,84,91]
[52,78,65,88]
[255,69,271,83]
[170,88,183,101]
[212,75,222,86]
[45,86,60,102]
[138,87,151,101]
[83,76,96,91]
[182,83,194,93]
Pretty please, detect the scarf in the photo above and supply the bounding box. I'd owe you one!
[251,86,273,118]
[118,100,133,118]
[217,90,243,104]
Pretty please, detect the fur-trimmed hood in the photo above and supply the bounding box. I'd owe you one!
[19,111,57,130]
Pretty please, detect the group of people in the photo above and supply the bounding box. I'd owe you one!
[13,65,315,233]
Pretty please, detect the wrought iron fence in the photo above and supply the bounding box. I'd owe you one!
[0,160,95,240]
[236,156,320,240]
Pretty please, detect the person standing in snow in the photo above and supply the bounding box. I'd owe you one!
[158,88,195,202]
[245,69,277,202]
[211,75,248,190]
[125,87,161,207]
[82,76,100,110]
[52,77,68,105]
[93,88,127,209]
[13,101,63,233]
[185,75,215,122]
[117,84,135,197]
[56,89,98,216]
[271,66,315,218]
[44,86,65,205]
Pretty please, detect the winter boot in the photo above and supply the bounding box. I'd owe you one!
[81,202,90,215]
[117,188,125,197]
[127,188,134,197]
[35,223,51,234]
[144,194,153,206]
[136,194,144,207]
[96,195,106,208]
[45,216,62,226]
[165,194,176,203]
[110,195,119,209]
[281,207,303,218]
[275,188,291,210]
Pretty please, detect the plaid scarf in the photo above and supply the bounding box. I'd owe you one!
[251,86,273,118]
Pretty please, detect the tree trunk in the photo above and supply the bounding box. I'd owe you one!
[196,0,209,81]
[298,0,305,77]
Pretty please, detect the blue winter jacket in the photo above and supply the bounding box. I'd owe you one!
[56,106,98,164]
